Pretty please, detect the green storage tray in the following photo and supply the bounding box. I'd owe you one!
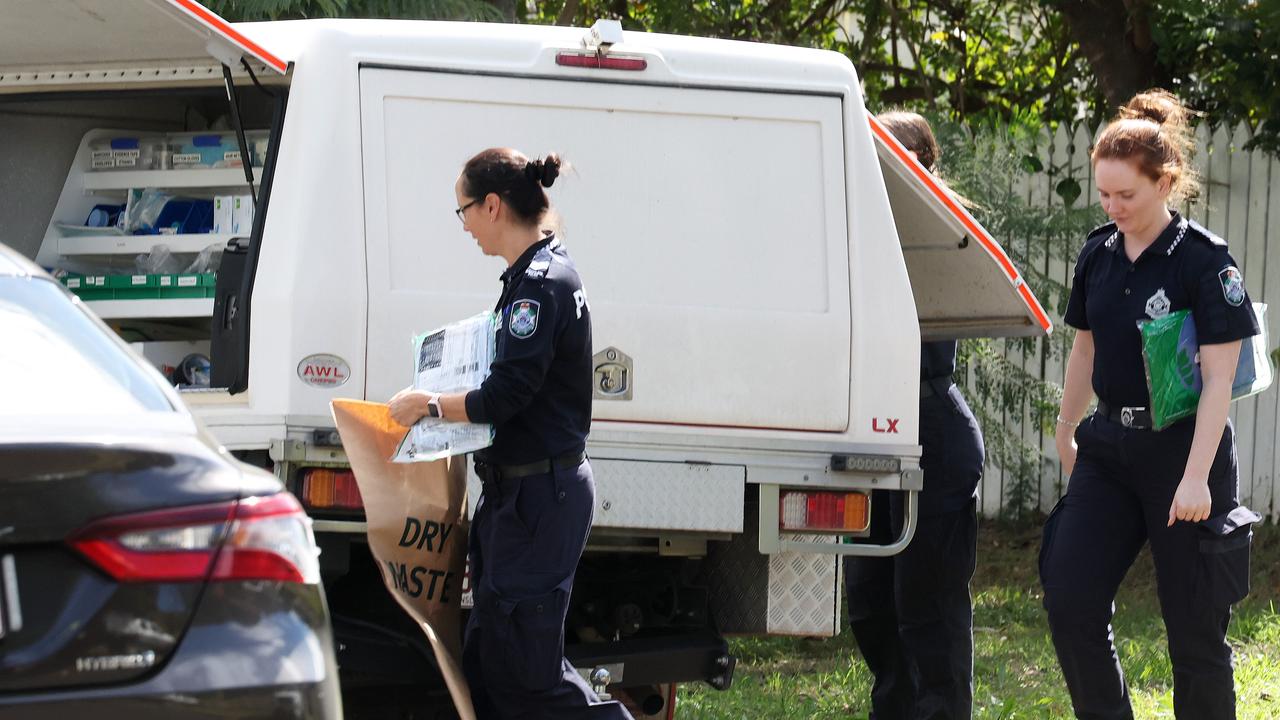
[61,274,113,300]
[158,273,207,298]
[107,274,161,299]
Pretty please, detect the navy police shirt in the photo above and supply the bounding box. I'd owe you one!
[465,234,593,465]
[1064,212,1260,409]
[921,340,956,382]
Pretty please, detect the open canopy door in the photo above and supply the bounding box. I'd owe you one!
[871,116,1053,341]
[0,0,286,92]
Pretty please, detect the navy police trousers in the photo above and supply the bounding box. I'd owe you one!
[1039,415,1259,719]
[463,459,633,720]
[844,384,983,720]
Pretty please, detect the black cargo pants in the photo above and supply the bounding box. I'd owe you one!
[844,384,983,720]
[1039,414,1259,720]
[463,459,634,720]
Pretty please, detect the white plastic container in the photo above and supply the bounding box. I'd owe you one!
[88,134,168,171]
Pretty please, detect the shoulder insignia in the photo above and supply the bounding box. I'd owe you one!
[1185,219,1227,248]
[524,247,554,279]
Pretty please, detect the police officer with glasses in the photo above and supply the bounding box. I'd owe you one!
[390,148,632,720]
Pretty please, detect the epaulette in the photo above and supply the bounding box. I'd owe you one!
[1185,219,1227,248]
[524,246,554,280]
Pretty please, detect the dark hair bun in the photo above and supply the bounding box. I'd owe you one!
[524,155,561,188]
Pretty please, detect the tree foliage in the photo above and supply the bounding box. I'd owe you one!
[521,0,846,44]
[531,0,1280,151]
[1151,0,1280,153]
[216,0,1280,149]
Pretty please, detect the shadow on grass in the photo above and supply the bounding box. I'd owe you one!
[678,521,1280,719]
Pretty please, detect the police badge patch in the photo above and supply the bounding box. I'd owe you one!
[509,299,540,338]
[1219,266,1245,307]
[1145,288,1171,319]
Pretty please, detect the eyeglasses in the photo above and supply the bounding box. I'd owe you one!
[455,198,480,222]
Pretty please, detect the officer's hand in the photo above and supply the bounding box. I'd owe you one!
[1055,430,1078,477]
[1167,477,1212,526]
[388,389,430,427]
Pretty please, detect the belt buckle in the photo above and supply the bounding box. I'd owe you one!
[1120,407,1135,427]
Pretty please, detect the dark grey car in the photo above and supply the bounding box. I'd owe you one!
[0,245,342,719]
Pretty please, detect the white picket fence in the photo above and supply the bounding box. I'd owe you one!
[976,123,1280,520]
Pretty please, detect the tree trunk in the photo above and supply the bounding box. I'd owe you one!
[1048,0,1167,110]
[556,0,581,26]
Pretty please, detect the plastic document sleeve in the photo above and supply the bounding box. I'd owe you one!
[1138,303,1272,431]
[393,311,498,462]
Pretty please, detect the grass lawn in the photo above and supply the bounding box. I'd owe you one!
[677,521,1280,719]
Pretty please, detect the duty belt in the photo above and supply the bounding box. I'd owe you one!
[474,450,587,482]
[1096,401,1153,429]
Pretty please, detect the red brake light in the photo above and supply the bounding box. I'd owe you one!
[779,490,870,533]
[300,468,363,510]
[555,51,647,71]
[70,493,319,584]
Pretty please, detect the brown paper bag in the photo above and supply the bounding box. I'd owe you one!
[330,399,475,720]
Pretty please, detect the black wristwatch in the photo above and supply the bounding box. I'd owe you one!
[426,394,442,419]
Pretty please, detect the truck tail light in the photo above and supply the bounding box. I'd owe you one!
[300,468,364,510]
[779,490,870,533]
[70,493,320,584]
[556,51,647,71]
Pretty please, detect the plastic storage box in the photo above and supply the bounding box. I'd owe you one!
[89,135,168,171]
[150,199,214,235]
[169,133,241,169]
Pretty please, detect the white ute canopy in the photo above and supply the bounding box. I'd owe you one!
[0,0,287,93]
[872,117,1053,341]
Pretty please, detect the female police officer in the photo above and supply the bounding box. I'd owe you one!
[845,112,985,720]
[1043,91,1261,719]
[390,148,633,720]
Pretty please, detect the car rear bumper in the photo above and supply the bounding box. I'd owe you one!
[0,583,342,719]
[0,681,339,719]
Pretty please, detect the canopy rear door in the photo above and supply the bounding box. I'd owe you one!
[360,68,852,432]
[0,0,286,92]
[872,117,1052,340]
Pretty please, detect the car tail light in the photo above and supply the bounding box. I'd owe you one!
[70,493,320,584]
[779,490,870,533]
[555,51,647,71]
[300,468,363,510]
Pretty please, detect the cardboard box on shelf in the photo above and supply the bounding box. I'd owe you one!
[232,194,254,234]
[213,195,234,234]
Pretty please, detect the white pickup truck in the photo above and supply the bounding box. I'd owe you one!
[2,2,1050,715]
